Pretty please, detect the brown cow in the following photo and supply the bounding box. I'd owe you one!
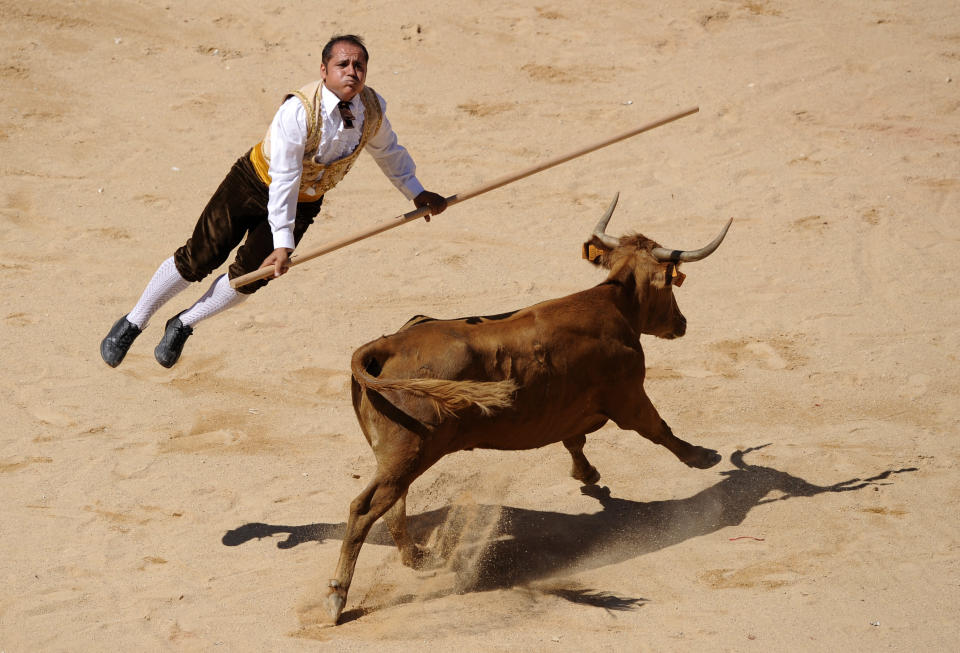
[320,194,732,624]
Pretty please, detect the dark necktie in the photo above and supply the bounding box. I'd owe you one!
[338,101,355,129]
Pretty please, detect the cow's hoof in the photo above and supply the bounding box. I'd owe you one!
[402,544,435,570]
[321,580,346,626]
[577,465,601,485]
[572,463,601,485]
[685,446,722,469]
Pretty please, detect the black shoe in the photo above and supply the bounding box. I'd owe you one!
[154,312,193,368]
[100,315,142,368]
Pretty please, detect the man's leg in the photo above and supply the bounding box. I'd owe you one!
[227,197,323,295]
[100,150,268,368]
[153,195,320,366]
[100,256,192,367]
[127,256,193,329]
[180,274,248,327]
[153,274,247,368]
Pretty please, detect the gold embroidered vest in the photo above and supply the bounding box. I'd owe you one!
[249,81,383,202]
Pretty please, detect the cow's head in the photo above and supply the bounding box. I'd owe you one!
[582,193,732,339]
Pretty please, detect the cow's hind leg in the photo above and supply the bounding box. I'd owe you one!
[562,434,601,484]
[612,390,720,469]
[322,473,409,625]
[383,489,431,569]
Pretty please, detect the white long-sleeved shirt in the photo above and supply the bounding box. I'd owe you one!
[266,83,425,250]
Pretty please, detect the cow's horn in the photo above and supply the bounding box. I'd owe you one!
[652,218,733,263]
[591,192,622,249]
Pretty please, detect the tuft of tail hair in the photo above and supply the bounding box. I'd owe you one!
[352,351,517,419]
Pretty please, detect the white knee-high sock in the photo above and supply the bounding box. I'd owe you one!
[178,274,247,327]
[127,256,191,329]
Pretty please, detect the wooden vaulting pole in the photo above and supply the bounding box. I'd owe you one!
[230,106,699,289]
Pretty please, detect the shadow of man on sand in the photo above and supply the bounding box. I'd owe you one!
[223,445,916,616]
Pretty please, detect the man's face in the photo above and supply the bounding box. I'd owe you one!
[321,42,367,101]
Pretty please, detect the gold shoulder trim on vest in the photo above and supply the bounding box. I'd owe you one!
[290,90,317,151]
[358,86,383,136]
[291,81,324,156]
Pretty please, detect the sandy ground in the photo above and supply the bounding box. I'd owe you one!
[2,0,958,650]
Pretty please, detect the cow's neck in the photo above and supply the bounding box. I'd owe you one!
[598,264,649,337]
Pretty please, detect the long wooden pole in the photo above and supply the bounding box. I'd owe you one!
[230,106,699,289]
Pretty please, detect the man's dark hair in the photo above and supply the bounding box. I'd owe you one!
[322,34,369,65]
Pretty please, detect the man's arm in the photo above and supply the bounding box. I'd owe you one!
[365,94,446,218]
[413,190,447,222]
[264,98,307,276]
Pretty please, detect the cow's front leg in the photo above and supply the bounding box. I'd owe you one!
[613,390,721,469]
[562,434,601,484]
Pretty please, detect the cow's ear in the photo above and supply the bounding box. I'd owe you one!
[652,263,685,289]
[582,239,610,267]
[651,263,671,288]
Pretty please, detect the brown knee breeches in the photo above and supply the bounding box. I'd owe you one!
[173,150,324,294]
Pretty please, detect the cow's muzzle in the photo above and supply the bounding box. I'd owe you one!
[663,314,687,339]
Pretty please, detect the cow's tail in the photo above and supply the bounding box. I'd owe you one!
[351,346,517,419]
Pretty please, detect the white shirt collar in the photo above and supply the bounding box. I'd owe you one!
[321,83,360,120]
